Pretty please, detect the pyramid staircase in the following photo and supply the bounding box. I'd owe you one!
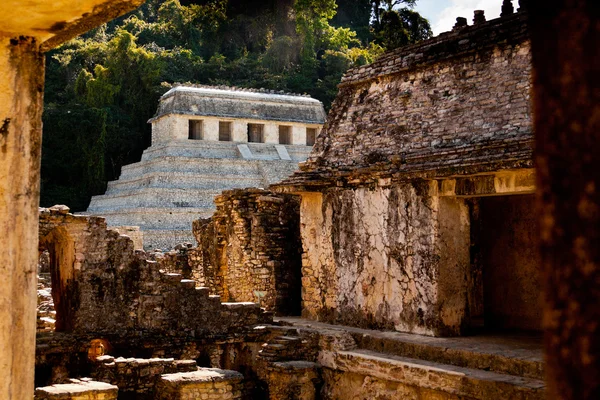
[87,141,311,250]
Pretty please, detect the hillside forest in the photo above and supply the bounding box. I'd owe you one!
[41,0,431,210]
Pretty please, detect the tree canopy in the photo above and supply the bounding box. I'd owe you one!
[41,0,431,210]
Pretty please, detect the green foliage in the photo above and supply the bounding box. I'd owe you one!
[41,106,108,211]
[42,0,432,210]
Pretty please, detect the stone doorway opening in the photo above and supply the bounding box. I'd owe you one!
[468,194,542,333]
[247,123,264,143]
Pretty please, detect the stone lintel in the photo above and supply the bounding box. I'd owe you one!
[431,169,535,197]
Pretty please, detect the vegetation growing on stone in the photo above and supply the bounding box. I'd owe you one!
[41,0,431,210]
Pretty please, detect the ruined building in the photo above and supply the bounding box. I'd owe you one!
[87,86,326,250]
[33,8,550,400]
[3,0,597,398]
[274,9,536,337]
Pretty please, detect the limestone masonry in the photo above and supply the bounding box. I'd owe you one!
[87,86,326,250]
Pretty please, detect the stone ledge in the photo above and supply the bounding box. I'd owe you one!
[35,379,118,399]
[321,349,545,399]
[161,368,244,384]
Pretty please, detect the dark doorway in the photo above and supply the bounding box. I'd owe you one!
[306,128,317,146]
[188,120,203,140]
[219,121,231,141]
[470,194,542,332]
[279,125,291,144]
[248,123,264,143]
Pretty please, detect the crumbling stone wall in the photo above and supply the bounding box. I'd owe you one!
[38,205,270,337]
[91,356,198,398]
[191,189,302,315]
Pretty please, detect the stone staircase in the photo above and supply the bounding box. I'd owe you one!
[86,141,311,250]
[265,318,546,400]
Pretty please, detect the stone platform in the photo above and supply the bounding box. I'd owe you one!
[273,317,545,399]
[156,368,244,400]
[87,141,311,250]
[35,379,118,400]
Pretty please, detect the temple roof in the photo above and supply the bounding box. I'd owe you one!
[150,86,327,125]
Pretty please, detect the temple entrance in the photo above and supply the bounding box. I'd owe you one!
[469,194,542,332]
[248,123,264,143]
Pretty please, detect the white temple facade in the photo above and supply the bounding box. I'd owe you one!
[86,86,326,249]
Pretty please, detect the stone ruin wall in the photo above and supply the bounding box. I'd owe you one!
[190,189,303,315]
[276,12,535,336]
[300,184,470,336]
[38,205,270,337]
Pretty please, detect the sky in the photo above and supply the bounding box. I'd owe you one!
[413,0,504,35]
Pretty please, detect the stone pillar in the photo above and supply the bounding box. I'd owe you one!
[264,122,279,144]
[204,118,219,141]
[529,0,600,398]
[291,125,306,145]
[0,35,44,400]
[436,196,471,335]
[172,115,188,141]
[231,120,248,142]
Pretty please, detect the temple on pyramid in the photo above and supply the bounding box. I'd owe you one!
[86,85,326,249]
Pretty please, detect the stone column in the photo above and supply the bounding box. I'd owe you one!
[263,123,279,144]
[291,125,306,145]
[203,118,219,141]
[231,120,248,142]
[0,35,44,400]
[529,0,600,398]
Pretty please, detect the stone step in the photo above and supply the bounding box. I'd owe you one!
[273,336,300,345]
[324,349,545,400]
[142,142,241,161]
[88,187,222,210]
[91,207,213,230]
[106,171,266,193]
[141,141,312,163]
[119,156,263,179]
[276,317,544,381]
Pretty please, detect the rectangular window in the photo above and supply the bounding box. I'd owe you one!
[306,128,317,146]
[248,123,264,143]
[188,120,203,140]
[279,125,292,145]
[219,121,231,141]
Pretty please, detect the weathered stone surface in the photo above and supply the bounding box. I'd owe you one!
[275,12,532,191]
[151,85,326,128]
[298,183,470,336]
[156,368,244,400]
[271,9,537,338]
[190,188,302,315]
[38,207,270,336]
[0,2,147,398]
[91,356,198,398]
[34,379,118,400]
